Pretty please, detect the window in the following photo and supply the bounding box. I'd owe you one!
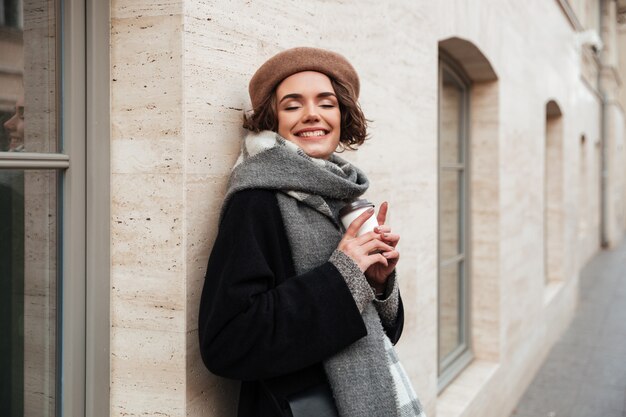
[437,56,472,389]
[1,2,62,415]
[544,101,564,285]
[0,0,109,415]
[578,134,588,243]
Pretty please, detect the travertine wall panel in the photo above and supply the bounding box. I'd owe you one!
[110,0,186,416]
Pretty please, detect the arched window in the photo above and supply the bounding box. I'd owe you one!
[437,55,472,387]
[544,100,564,286]
[578,134,588,245]
[437,36,499,392]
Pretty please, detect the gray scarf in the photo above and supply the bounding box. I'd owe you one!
[223,131,400,417]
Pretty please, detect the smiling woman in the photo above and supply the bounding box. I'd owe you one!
[198,47,425,417]
[275,71,341,159]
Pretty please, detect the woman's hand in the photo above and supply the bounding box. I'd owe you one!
[364,202,400,294]
[337,207,395,274]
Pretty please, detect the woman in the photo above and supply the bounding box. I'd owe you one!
[198,47,424,417]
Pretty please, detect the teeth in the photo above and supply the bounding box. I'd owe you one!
[298,130,326,137]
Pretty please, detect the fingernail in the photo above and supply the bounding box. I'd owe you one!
[382,233,388,238]
[367,208,375,213]
[374,227,380,233]
[383,252,390,258]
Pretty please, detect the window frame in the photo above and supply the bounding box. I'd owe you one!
[85,0,110,413]
[437,54,473,392]
[0,0,110,414]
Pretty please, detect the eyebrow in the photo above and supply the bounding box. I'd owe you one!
[278,92,337,103]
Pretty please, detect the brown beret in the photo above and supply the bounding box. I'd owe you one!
[248,47,360,110]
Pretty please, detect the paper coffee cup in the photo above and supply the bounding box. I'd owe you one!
[339,199,379,237]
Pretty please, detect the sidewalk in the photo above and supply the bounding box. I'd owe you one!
[510,239,626,417]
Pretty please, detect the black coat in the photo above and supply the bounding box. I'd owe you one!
[198,189,404,417]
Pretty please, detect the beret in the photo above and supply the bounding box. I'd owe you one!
[248,47,360,110]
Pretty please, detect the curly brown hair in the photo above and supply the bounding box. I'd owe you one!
[242,76,369,150]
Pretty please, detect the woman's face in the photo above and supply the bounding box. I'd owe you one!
[275,71,341,159]
[4,96,25,150]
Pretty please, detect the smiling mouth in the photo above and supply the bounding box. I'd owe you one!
[295,129,329,138]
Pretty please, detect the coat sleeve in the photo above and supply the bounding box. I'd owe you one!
[373,272,404,344]
[198,190,368,381]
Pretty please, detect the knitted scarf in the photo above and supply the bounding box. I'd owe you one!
[223,131,424,417]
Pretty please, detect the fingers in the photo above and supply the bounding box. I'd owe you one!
[345,207,375,237]
[376,201,388,226]
[338,245,389,272]
[374,225,391,233]
[352,230,386,245]
[373,225,399,246]
[382,249,399,261]
[341,232,393,256]
[338,230,393,272]
[339,201,400,272]
[362,239,394,255]
[381,233,400,246]
[370,253,388,268]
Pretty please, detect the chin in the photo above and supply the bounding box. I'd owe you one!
[301,147,332,160]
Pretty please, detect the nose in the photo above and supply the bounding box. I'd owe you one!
[301,103,320,123]
[4,114,16,131]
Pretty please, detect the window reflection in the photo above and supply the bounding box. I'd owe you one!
[439,71,462,164]
[1,0,58,154]
[1,0,24,28]
[3,96,25,151]
[440,170,460,260]
[1,0,59,415]
[0,169,57,417]
[438,262,460,359]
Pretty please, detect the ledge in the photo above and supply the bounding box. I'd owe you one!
[436,360,499,417]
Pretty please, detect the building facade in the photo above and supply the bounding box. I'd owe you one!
[1,0,625,416]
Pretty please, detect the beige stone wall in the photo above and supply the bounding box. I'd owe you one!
[110,1,186,416]
[108,1,626,417]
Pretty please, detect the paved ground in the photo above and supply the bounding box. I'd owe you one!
[510,239,626,417]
